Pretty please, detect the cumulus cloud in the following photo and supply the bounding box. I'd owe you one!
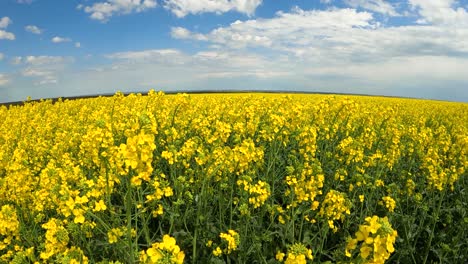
[155,5,468,101]
[5,2,468,102]
[163,0,262,17]
[0,31,15,40]
[0,17,15,40]
[171,27,207,40]
[25,25,42,34]
[75,42,81,48]
[344,0,399,16]
[173,7,374,51]
[174,6,468,60]
[80,0,157,22]
[52,36,72,43]
[409,0,468,25]
[99,5,468,96]
[0,17,12,28]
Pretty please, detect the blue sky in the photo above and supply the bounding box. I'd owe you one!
[1,0,468,102]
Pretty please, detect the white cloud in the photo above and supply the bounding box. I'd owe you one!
[16,0,34,4]
[163,0,262,17]
[344,0,399,16]
[176,6,468,59]
[196,70,289,79]
[0,74,9,86]
[105,48,291,83]
[171,27,207,40]
[22,68,52,77]
[409,0,468,25]
[81,0,157,22]
[75,42,81,48]
[0,17,12,28]
[106,49,183,60]
[302,55,468,82]
[171,27,192,38]
[22,68,58,85]
[0,17,15,40]
[106,49,271,75]
[174,8,374,50]
[106,49,189,65]
[0,30,15,40]
[3,4,468,102]
[52,36,72,43]
[23,56,72,65]
[155,6,468,101]
[16,55,73,85]
[25,25,42,34]
[0,53,4,61]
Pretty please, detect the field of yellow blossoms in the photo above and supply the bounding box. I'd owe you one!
[0,91,467,263]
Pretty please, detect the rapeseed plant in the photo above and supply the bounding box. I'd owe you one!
[0,91,466,262]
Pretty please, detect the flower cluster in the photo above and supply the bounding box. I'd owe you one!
[276,243,313,264]
[118,132,156,186]
[140,235,185,264]
[107,227,124,244]
[40,218,70,260]
[212,230,240,256]
[319,190,351,232]
[237,178,271,209]
[0,205,19,251]
[380,196,396,212]
[346,216,398,264]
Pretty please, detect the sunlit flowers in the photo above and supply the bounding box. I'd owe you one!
[346,216,398,264]
[277,243,313,264]
[140,235,185,264]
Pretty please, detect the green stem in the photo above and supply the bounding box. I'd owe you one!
[192,228,198,264]
[125,188,135,263]
[422,190,446,264]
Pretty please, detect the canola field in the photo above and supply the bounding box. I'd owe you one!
[0,91,467,264]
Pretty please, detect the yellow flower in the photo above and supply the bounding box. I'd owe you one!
[93,200,107,212]
[360,245,372,259]
[380,196,396,212]
[276,251,285,261]
[345,238,358,257]
[375,179,385,187]
[356,225,370,241]
[107,228,124,244]
[366,216,381,234]
[219,229,239,254]
[213,247,222,257]
[142,235,184,264]
[319,190,351,232]
[346,216,398,264]
[73,208,85,224]
[206,240,213,247]
[359,195,365,203]
[284,243,313,264]
[164,187,173,197]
